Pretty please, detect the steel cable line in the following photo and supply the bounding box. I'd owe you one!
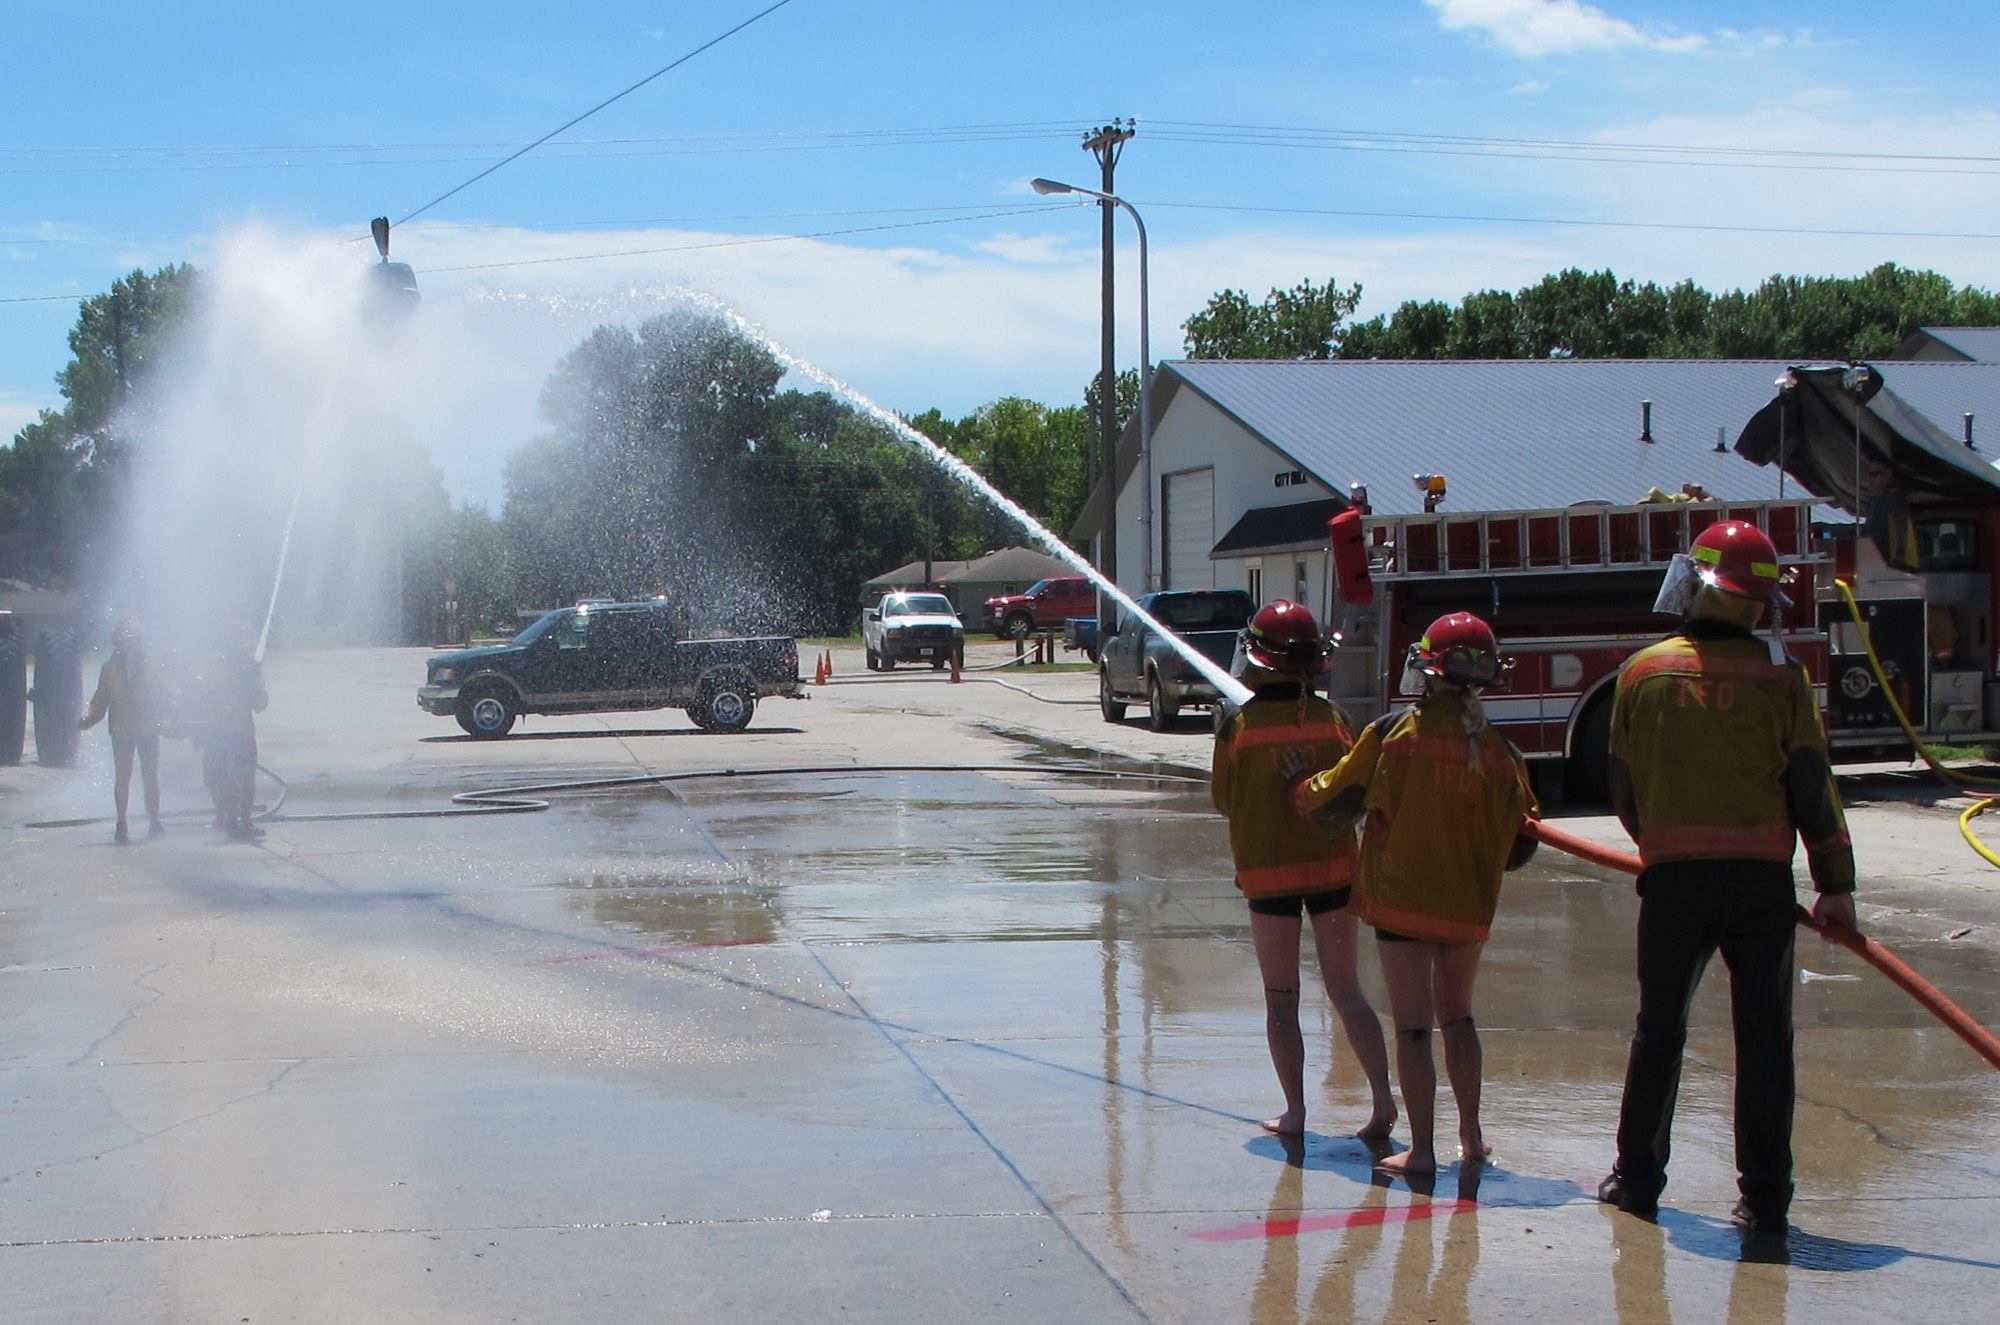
[0,121,1083,161]
[391,0,800,227]
[1136,199,2000,242]
[1144,129,2000,178]
[420,206,1069,275]
[1146,117,2000,166]
[0,129,1080,176]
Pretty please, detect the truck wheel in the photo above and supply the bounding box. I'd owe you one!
[865,646,880,672]
[0,628,25,766]
[1147,672,1181,732]
[694,673,756,733]
[1004,612,1033,641]
[1566,696,1613,804]
[930,656,946,671]
[457,687,517,739]
[1099,669,1127,724]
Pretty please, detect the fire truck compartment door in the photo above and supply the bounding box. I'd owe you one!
[1821,595,1927,733]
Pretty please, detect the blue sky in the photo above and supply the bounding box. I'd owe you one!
[8,0,2000,502]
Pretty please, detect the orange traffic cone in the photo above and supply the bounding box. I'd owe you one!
[813,651,827,686]
[948,647,963,684]
[823,649,834,681]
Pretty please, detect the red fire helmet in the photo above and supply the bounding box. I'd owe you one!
[1690,520,1788,604]
[1409,612,1502,687]
[1241,600,1328,675]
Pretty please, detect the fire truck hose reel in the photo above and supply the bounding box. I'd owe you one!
[1522,817,2000,1073]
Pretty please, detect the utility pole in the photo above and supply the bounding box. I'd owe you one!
[1083,120,1134,594]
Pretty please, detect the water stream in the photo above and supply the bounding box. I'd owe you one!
[676,291,1256,709]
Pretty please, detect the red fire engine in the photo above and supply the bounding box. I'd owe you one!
[1319,362,2000,798]
[1323,494,2000,799]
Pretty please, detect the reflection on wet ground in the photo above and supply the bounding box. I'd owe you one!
[529,762,2000,1319]
[10,741,1997,1322]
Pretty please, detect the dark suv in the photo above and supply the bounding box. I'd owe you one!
[418,600,800,738]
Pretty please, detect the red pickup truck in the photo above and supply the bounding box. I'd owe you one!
[983,576,1095,639]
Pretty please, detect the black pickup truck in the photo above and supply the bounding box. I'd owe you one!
[1098,589,1255,731]
[418,600,800,738]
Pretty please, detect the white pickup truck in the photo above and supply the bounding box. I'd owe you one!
[863,591,965,671]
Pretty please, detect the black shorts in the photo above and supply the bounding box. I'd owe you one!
[1373,927,1418,943]
[1247,886,1353,918]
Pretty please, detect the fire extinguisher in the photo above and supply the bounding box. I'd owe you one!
[1329,508,1374,606]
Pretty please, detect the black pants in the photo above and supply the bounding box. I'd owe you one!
[1614,859,1797,1217]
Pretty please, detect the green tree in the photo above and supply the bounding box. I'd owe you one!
[0,264,199,589]
[1183,277,1364,359]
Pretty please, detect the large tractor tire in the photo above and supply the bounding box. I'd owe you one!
[0,625,25,765]
[30,627,83,767]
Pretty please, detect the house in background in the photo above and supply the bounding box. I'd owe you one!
[1892,326,2000,363]
[1072,357,2000,619]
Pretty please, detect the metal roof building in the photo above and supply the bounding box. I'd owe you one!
[1070,357,2000,611]
[1892,326,2000,363]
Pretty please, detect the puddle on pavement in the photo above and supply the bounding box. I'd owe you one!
[520,758,2000,1223]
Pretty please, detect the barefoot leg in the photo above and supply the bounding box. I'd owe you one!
[1250,909,1308,1135]
[1434,942,1489,1162]
[1309,906,1396,1137]
[1375,935,1438,1171]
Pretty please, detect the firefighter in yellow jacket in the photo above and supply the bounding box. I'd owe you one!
[1212,600,1394,1139]
[1285,612,1539,1177]
[1597,519,1858,1239]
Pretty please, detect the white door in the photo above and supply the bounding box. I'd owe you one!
[1163,468,1215,590]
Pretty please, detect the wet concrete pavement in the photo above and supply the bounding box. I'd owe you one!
[2,646,1996,1321]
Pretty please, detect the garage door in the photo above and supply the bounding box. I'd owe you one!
[1163,467,1215,590]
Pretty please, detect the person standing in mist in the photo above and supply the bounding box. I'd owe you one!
[78,620,166,844]
[203,626,268,841]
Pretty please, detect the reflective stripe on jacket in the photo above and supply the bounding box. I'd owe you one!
[1211,691,1360,899]
[1608,628,1855,893]
[1290,691,1537,945]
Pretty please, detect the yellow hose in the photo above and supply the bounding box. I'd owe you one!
[1831,577,2000,865]
[1960,799,2000,868]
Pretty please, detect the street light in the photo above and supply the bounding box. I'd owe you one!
[1033,177,1155,592]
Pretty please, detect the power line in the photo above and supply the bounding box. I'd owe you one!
[1149,118,2000,166]
[1145,129,2000,179]
[0,292,85,304]
[0,127,1079,177]
[394,0,799,226]
[1138,198,2000,242]
[0,121,1081,159]
[424,206,1066,274]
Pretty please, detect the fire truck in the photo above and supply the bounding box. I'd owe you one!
[1322,365,2000,799]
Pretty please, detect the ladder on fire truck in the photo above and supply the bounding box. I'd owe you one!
[1362,497,1818,580]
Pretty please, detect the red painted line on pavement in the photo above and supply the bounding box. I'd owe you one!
[1193,1198,1476,1242]
[541,937,774,964]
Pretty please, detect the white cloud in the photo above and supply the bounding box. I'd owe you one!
[1424,0,1708,56]
[0,389,53,440]
[320,218,1569,504]
[971,233,1082,264]
[1510,79,1552,94]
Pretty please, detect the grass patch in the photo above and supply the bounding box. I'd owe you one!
[1926,743,1991,763]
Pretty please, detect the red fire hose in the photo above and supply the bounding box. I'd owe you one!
[1523,818,2000,1073]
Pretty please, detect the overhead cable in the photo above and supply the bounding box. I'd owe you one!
[392,0,800,226]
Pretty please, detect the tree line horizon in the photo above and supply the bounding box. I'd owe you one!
[3,259,1994,637]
